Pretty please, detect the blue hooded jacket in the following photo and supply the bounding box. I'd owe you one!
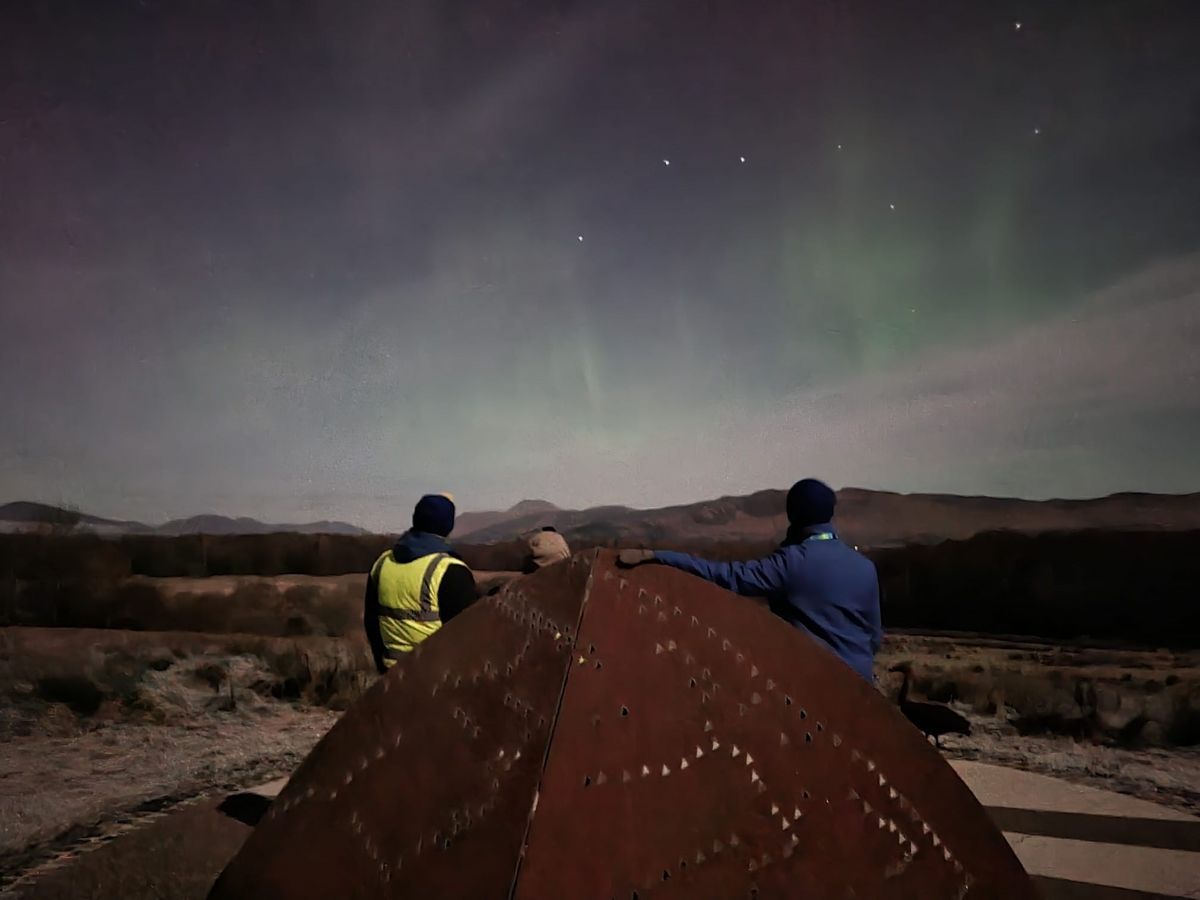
[654,526,882,681]
[391,529,457,564]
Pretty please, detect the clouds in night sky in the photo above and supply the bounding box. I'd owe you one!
[1,0,1198,528]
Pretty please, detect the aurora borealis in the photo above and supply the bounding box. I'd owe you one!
[2,1,1198,529]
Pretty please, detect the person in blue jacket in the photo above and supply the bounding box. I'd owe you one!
[617,479,882,682]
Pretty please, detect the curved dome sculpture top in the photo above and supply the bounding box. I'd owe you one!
[210,551,1033,899]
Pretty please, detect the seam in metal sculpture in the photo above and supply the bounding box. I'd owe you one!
[209,551,1035,899]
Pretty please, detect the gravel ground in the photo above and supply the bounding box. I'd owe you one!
[0,706,337,880]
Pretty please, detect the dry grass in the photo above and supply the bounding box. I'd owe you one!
[0,707,339,866]
[879,633,1200,748]
[0,625,360,871]
[0,627,374,739]
[0,575,364,637]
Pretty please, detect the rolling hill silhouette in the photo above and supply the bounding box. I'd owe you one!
[452,488,1200,548]
[5,488,1199,546]
[0,503,365,536]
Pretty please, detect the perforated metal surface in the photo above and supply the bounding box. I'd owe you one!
[515,555,1033,899]
[207,554,590,899]
[209,551,1035,899]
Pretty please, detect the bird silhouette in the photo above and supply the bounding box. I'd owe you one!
[890,663,971,748]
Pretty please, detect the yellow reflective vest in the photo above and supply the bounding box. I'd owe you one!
[371,550,468,665]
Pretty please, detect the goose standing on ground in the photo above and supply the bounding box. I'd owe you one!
[890,663,971,748]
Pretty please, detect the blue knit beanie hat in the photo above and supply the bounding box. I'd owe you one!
[785,478,836,528]
[412,493,456,537]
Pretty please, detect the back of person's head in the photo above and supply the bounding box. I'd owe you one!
[786,478,836,528]
[412,492,456,537]
[527,529,570,568]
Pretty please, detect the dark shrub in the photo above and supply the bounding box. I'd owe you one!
[193,662,226,691]
[1166,706,1200,746]
[36,675,103,715]
[285,615,315,636]
[270,677,304,700]
[100,651,150,706]
[108,581,168,631]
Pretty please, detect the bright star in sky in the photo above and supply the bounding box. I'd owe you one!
[577,235,583,241]
[1033,127,1041,135]
[739,156,746,163]
[1014,21,1022,30]
[662,158,670,166]
[889,203,896,210]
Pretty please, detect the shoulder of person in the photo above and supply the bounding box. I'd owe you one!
[445,556,474,575]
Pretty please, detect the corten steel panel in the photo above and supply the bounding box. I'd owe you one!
[514,553,1035,899]
[10,798,251,900]
[208,554,592,900]
[211,551,1035,899]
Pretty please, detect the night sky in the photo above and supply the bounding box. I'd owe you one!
[2,1,1199,529]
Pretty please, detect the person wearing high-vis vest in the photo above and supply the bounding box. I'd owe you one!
[616,479,882,682]
[363,493,476,674]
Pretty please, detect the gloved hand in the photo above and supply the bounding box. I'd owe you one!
[616,549,657,568]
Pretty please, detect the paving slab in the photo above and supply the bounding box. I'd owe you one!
[953,760,1200,899]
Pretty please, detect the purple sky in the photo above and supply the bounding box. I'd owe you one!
[2,1,1199,530]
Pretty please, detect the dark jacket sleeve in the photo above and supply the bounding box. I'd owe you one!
[363,570,386,675]
[438,565,477,623]
[653,549,791,598]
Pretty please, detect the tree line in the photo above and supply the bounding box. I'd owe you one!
[0,529,1196,646]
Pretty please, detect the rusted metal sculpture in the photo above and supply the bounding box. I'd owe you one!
[210,551,1035,899]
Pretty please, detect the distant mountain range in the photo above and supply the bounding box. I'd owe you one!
[4,489,1200,546]
[156,514,367,536]
[451,489,1200,548]
[0,501,366,536]
[453,499,560,537]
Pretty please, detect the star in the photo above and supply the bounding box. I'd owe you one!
[889,203,896,210]
[577,235,584,242]
[1014,21,1022,30]
[1033,127,1041,135]
[739,156,746,163]
[836,143,843,150]
[662,158,671,166]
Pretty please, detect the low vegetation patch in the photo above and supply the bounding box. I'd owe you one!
[0,628,374,736]
[34,675,103,716]
[879,636,1200,749]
